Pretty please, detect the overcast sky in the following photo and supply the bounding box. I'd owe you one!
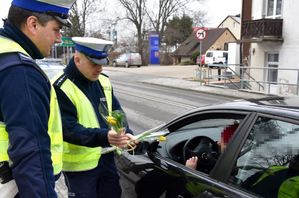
[0,0,241,37]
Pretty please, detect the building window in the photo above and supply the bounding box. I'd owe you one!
[266,0,282,18]
[224,43,228,50]
[266,53,279,84]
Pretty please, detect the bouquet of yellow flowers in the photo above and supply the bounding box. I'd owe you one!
[99,103,169,155]
[106,110,126,135]
[98,101,127,134]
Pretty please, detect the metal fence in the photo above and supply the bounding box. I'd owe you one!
[195,64,299,96]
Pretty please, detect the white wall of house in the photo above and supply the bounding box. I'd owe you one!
[228,43,240,74]
[249,0,299,95]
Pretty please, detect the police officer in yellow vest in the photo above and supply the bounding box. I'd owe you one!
[0,0,75,197]
[52,37,136,198]
[242,154,299,197]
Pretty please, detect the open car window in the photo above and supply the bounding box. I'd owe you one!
[156,112,247,171]
[231,116,299,197]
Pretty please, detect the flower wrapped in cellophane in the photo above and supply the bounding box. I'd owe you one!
[101,124,169,155]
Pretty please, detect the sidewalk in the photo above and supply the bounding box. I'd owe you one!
[104,65,267,99]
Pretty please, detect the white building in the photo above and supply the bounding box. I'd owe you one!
[242,0,299,95]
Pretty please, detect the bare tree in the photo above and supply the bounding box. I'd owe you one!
[63,0,102,37]
[116,0,206,65]
[117,0,147,64]
[192,10,207,27]
[146,0,204,44]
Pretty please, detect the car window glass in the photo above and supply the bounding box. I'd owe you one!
[206,52,213,57]
[230,116,299,197]
[157,113,246,173]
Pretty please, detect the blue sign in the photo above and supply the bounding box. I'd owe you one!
[149,33,160,64]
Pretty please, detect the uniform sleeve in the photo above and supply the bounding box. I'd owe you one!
[111,88,134,135]
[54,86,110,147]
[0,66,56,197]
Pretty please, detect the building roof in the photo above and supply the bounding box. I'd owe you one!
[217,15,241,28]
[173,28,228,57]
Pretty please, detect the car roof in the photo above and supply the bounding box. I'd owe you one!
[186,96,299,119]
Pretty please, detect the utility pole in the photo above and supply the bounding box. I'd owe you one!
[110,17,120,44]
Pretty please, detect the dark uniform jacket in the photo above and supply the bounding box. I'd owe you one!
[0,20,56,197]
[53,58,133,148]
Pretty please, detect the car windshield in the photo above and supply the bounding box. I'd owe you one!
[206,52,213,57]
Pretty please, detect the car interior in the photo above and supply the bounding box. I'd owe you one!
[155,112,246,173]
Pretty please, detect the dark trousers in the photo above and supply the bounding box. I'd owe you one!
[64,154,121,198]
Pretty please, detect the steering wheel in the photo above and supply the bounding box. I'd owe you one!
[183,136,220,173]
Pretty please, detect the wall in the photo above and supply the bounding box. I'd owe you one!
[219,17,241,39]
[228,43,241,74]
[249,0,299,95]
[209,30,236,50]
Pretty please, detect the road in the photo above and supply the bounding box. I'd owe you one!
[107,69,233,134]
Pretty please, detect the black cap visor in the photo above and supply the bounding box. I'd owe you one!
[53,16,72,27]
[45,11,72,28]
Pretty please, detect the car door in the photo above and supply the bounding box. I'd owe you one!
[144,110,258,198]
[225,113,299,198]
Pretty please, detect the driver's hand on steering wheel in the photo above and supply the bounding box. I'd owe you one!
[186,156,198,170]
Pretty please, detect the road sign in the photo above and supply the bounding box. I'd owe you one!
[59,37,75,47]
[195,28,207,40]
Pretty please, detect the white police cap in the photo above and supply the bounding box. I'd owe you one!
[72,37,113,65]
[12,0,76,27]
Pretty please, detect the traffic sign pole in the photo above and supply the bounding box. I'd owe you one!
[194,27,207,85]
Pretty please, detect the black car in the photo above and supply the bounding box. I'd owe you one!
[117,97,299,198]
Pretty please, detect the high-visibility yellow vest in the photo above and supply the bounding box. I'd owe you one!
[54,74,112,171]
[0,36,63,175]
[252,166,299,198]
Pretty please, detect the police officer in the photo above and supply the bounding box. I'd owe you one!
[0,0,75,197]
[242,155,299,197]
[53,37,136,198]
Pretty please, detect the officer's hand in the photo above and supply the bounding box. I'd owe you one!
[125,133,139,149]
[107,129,130,148]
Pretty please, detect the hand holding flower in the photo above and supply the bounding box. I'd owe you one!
[125,133,139,151]
[107,129,130,148]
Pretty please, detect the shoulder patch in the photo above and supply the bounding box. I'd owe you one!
[0,52,49,82]
[18,52,33,62]
[54,73,68,87]
[0,52,25,72]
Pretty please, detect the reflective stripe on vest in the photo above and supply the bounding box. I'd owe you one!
[0,36,63,174]
[57,75,112,171]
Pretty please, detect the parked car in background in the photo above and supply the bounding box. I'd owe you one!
[196,54,205,66]
[112,52,142,68]
[205,50,228,68]
[117,96,299,198]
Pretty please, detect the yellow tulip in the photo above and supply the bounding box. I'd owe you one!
[107,116,117,125]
